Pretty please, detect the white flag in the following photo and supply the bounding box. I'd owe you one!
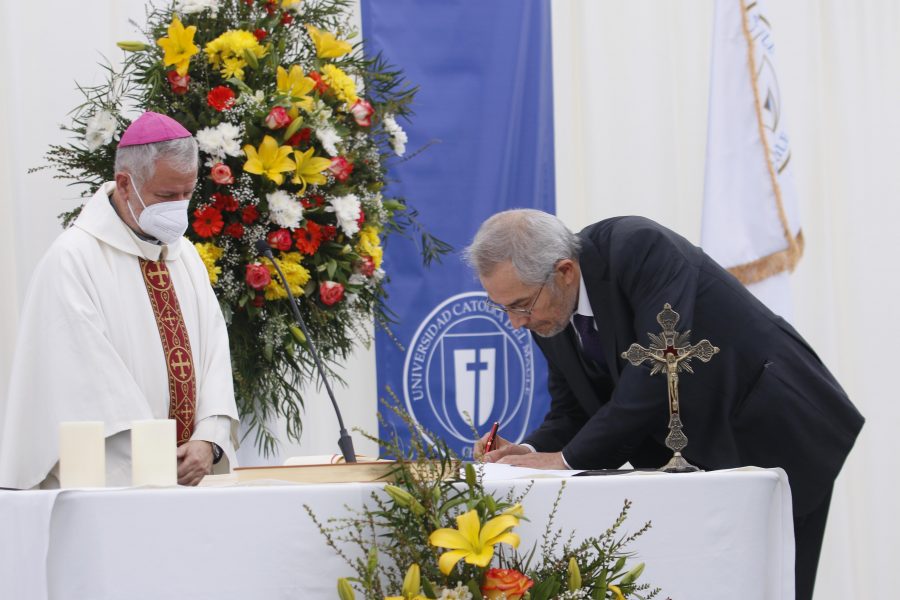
[701,0,803,319]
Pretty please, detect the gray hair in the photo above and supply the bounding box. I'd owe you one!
[114,136,199,186]
[462,209,582,286]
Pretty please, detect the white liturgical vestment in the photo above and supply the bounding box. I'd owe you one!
[0,182,239,489]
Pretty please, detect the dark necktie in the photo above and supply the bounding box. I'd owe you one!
[573,313,606,368]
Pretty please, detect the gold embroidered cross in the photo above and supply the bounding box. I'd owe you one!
[145,262,169,287]
[170,348,192,380]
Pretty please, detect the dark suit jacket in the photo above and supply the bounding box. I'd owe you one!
[523,216,863,515]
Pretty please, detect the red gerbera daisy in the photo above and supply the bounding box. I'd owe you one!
[224,222,245,239]
[212,192,239,212]
[241,205,260,225]
[294,220,323,255]
[192,206,224,238]
[207,86,236,111]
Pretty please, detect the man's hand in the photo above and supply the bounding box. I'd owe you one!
[497,451,566,470]
[474,432,531,463]
[176,440,214,486]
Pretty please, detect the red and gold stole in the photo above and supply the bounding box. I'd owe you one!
[139,258,196,444]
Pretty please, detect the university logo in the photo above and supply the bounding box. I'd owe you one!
[746,2,792,173]
[403,292,537,459]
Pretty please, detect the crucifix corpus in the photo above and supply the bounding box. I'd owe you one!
[621,303,719,473]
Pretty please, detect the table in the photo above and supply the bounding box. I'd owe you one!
[1,468,793,599]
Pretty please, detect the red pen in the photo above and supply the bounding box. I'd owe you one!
[483,421,500,454]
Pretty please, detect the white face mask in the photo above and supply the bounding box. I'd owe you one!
[126,177,190,245]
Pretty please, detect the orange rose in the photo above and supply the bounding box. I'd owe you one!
[481,568,534,600]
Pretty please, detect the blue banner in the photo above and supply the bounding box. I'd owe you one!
[361,0,556,459]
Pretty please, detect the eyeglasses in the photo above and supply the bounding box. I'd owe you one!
[487,281,547,316]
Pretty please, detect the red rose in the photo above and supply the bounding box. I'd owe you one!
[242,205,260,225]
[245,263,271,290]
[264,1,277,15]
[329,156,354,182]
[253,28,268,42]
[349,99,375,127]
[265,106,292,130]
[321,224,337,241]
[281,12,293,25]
[308,71,329,94]
[358,256,375,277]
[357,208,366,228]
[300,194,324,209]
[167,70,190,95]
[224,222,244,239]
[210,163,235,185]
[319,280,345,306]
[192,206,224,238]
[207,86,236,111]
[212,192,239,212]
[481,569,534,600]
[267,228,293,251]
[288,127,312,147]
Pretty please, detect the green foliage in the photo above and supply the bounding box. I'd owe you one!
[305,396,662,600]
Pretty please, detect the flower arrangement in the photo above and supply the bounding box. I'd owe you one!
[41,0,448,451]
[308,405,663,600]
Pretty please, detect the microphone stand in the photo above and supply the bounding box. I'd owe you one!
[255,240,357,463]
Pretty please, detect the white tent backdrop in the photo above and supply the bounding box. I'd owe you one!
[1,1,897,598]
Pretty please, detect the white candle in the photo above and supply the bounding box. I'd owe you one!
[131,419,177,487]
[59,421,106,488]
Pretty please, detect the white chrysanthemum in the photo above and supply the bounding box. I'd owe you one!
[348,273,367,286]
[196,122,244,165]
[84,110,117,151]
[196,128,223,158]
[316,125,342,157]
[267,190,303,229]
[327,194,361,236]
[217,122,243,156]
[383,114,407,156]
[176,0,219,15]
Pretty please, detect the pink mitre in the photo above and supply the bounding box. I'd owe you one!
[118,111,192,148]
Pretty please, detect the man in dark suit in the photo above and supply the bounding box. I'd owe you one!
[465,209,863,600]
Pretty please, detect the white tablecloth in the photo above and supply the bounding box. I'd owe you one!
[1,468,794,599]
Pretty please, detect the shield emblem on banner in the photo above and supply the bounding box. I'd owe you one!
[403,292,539,448]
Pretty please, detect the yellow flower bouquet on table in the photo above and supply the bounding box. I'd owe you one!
[309,407,663,600]
[42,0,448,452]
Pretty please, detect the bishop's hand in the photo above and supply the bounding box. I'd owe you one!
[176,440,214,486]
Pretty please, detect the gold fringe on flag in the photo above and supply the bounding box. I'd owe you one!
[733,0,803,285]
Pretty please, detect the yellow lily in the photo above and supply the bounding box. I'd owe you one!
[428,509,520,575]
[292,148,332,194]
[384,563,427,600]
[306,25,352,58]
[609,584,626,600]
[277,65,315,112]
[243,135,296,185]
[157,16,199,76]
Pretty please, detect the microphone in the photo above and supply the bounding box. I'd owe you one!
[254,239,357,463]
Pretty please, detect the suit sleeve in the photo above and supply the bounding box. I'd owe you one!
[523,344,590,452]
[562,222,703,469]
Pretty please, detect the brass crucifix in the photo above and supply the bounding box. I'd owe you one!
[621,303,719,473]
